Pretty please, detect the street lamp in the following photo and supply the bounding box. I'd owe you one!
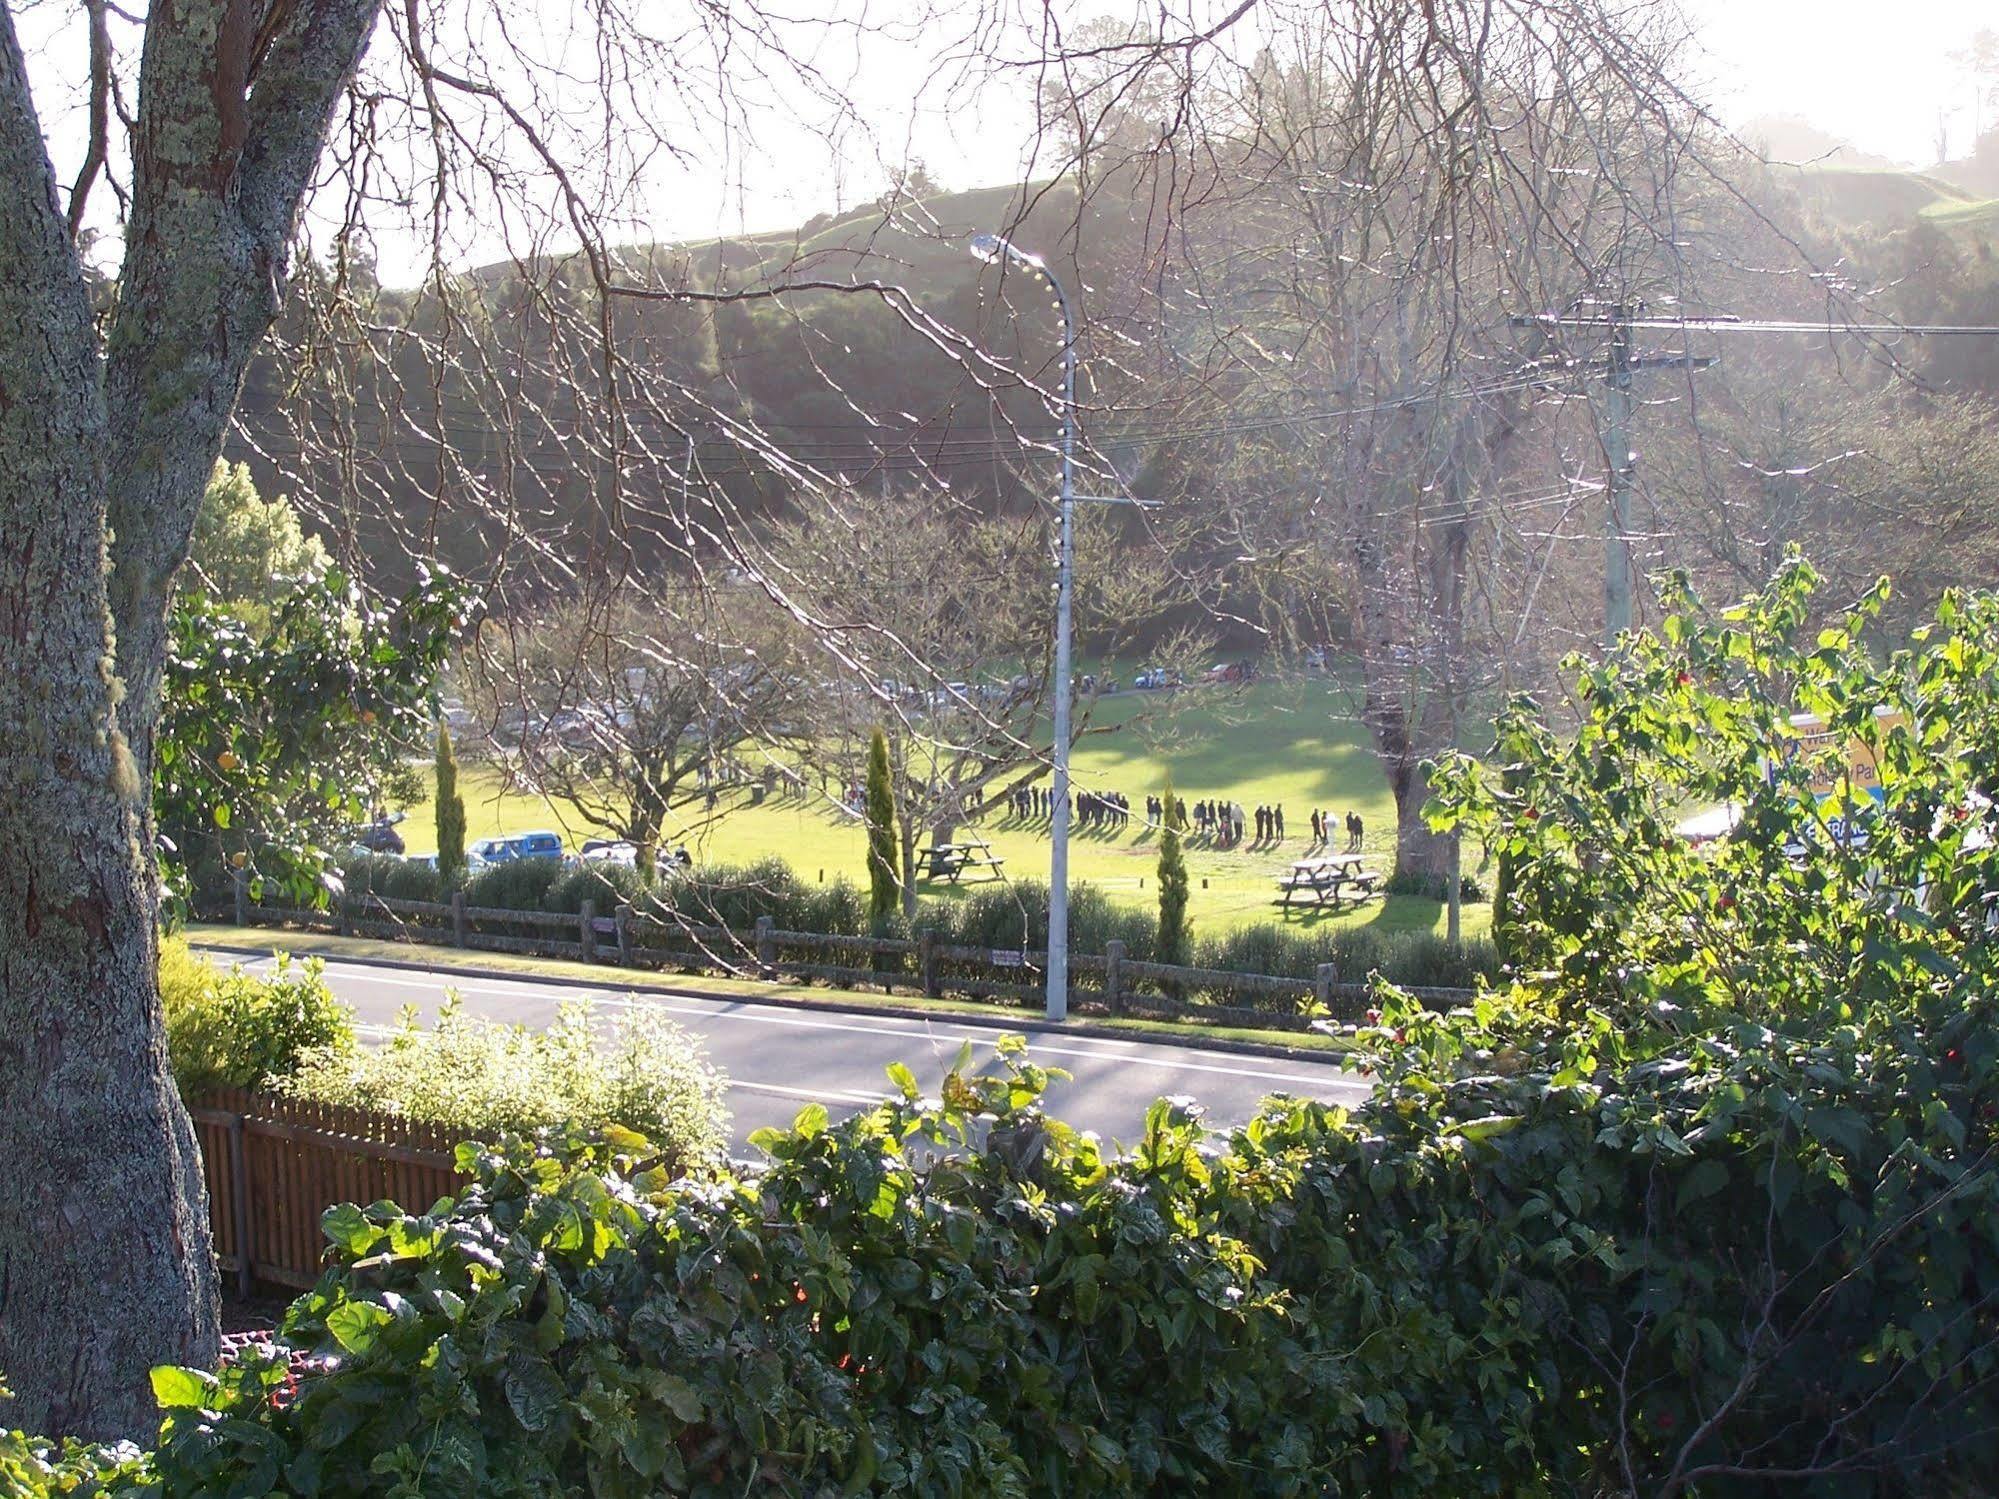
[970,230,1076,1021]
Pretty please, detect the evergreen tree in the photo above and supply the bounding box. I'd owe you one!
[865,728,900,921]
[435,723,467,884]
[1156,781,1192,967]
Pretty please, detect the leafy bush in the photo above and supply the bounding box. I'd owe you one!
[1381,867,1488,902]
[0,1379,148,1495]
[463,855,564,912]
[31,562,1999,1494]
[160,938,353,1095]
[540,861,655,915]
[280,995,727,1166]
[340,851,449,904]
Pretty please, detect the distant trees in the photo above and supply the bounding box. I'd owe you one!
[435,726,467,883]
[1081,0,1744,882]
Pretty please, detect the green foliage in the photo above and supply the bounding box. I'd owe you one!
[435,724,467,883]
[157,554,464,916]
[1155,782,1191,966]
[280,996,728,1166]
[463,856,565,913]
[340,851,450,904]
[188,459,330,607]
[0,1376,149,1494]
[864,727,899,921]
[160,938,353,1095]
[1381,867,1488,902]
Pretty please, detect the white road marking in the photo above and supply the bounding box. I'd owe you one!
[237,953,1360,1093]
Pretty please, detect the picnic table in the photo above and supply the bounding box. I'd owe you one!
[1275,853,1381,913]
[915,838,1007,884]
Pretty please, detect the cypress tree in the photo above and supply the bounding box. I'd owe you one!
[865,728,900,921]
[1156,780,1192,967]
[435,722,467,883]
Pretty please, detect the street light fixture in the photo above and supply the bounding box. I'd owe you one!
[969,230,1076,1021]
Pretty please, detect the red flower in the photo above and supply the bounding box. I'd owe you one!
[1393,1027,1408,1046]
[1947,1048,1962,1063]
[1365,1008,1382,1025]
[1675,671,1692,687]
[1523,807,1540,822]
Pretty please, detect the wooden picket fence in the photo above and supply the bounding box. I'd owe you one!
[188,1088,465,1293]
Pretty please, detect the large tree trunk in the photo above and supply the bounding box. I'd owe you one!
[0,0,379,1439]
[0,20,216,1441]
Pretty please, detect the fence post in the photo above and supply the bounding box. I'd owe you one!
[580,899,597,964]
[337,892,352,937]
[1105,940,1124,1015]
[228,1111,253,1299]
[233,867,249,926]
[755,915,776,979]
[450,890,467,947]
[1314,962,1335,1012]
[615,902,632,964]
[919,928,937,998]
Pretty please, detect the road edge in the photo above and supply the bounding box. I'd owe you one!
[187,935,1353,1067]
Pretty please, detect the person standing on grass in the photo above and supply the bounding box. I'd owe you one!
[1275,804,1285,842]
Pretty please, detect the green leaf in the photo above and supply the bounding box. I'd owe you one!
[886,1061,920,1100]
[151,1365,217,1410]
[323,1202,380,1257]
[794,1102,829,1139]
[1675,1158,1730,1211]
[326,1299,393,1355]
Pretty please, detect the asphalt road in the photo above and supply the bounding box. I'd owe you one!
[212,949,1370,1150]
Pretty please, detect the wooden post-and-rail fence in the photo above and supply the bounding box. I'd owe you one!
[233,871,1473,1031]
[189,1088,464,1293]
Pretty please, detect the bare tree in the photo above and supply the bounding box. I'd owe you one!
[763,490,1171,915]
[464,580,803,872]
[0,0,1068,1440]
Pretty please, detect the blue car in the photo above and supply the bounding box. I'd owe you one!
[469,830,565,864]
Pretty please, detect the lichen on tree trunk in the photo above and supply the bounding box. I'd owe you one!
[0,0,383,1440]
[0,17,218,1439]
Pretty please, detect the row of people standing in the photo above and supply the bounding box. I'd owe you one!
[1308,808,1365,852]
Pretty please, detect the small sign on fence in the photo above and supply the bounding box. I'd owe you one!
[990,948,1024,968]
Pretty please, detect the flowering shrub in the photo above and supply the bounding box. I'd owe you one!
[280,995,728,1166]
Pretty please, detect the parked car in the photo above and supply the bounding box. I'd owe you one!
[579,837,693,873]
[353,812,406,855]
[469,830,565,864]
[1133,667,1180,690]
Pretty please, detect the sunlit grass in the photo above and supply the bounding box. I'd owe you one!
[400,676,1489,937]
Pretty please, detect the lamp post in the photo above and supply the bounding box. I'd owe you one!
[970,230,1076,1021]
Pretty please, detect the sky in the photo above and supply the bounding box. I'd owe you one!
[1678,0,1990,167]
[14,0,1997,282]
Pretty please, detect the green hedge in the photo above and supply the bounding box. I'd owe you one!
[36,1003,1999,1495]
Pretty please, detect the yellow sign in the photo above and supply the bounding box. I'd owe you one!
[1778,709,1904,800]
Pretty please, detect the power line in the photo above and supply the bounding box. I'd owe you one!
[1515,314,1999,338]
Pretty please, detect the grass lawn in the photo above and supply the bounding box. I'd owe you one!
[400,675,1490,938]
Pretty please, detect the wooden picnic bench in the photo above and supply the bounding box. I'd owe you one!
[1276,854,1381,913]
[916,840,1007,884]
